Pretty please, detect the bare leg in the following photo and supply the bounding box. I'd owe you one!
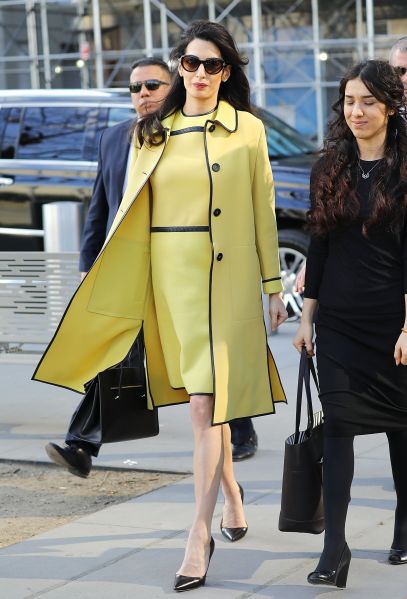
[177,394,223,577]
[221,424,247,527]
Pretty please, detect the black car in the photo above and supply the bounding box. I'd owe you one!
[0,90,317,319]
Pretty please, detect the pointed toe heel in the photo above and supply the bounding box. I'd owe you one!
[220,482,248,542]
[307,543,351,588]
[173,537,215,592]
[220,522,248,543]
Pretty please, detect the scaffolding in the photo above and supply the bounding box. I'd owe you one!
[0,0,406,142]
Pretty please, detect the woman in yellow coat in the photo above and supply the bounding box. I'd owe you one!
[33,20,287,590]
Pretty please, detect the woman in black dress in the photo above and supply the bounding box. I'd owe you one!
[294,60,407,588]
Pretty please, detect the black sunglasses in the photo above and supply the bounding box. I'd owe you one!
[129,80,169,93]
[179,55,226,75]
[394,66,407,76]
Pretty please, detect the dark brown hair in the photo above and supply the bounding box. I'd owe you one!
[136,20,252,147]
[308,60,407,236]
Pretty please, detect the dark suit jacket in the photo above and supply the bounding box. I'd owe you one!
[79,119,134,272]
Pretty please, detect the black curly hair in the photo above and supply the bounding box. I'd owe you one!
[308,60,407,236]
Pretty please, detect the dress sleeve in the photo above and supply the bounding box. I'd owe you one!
[304,234,329,299]
[303,164,329,300]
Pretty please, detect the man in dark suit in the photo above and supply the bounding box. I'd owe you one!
[79,58,171,275]
[46,57,258,477]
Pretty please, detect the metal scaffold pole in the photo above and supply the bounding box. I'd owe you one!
[26,0,40,88]
[208,0,216,21]
[143,0,154,57]
[356,0,364,60]
[366,0,375,58]
[77,0,90,89]
[312,0,324,147]
[251,0,265,107]
[40,0,51,88]
[159,2,169,61]
[92,0,104,87]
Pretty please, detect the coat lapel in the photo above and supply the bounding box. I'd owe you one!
[113,123,132,205]
[104,113,176,246]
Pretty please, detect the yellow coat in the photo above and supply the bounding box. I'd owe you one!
[33,100,286,424]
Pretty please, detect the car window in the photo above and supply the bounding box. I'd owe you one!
[16,107,98,160]
[108,107,135,127]
[0,107,22,159]
[256,107,316,159]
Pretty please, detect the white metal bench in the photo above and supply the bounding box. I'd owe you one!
[0,252,80,353]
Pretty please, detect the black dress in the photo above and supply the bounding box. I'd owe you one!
[305,160,407,437]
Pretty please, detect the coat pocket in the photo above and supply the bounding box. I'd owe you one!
[230,245,263,321]
[87,237,150,319]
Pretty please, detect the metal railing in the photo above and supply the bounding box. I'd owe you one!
[0,252,79,353]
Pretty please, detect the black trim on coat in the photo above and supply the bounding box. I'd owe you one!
[263,276,282,283]
[149,399,281,424]
[151,226,209,233]
[203,121,217,426]
[170,126,205,136]
[141,324,157,409]
[267,343,287,404]
[207,106,238,134]
[181,106,218,117]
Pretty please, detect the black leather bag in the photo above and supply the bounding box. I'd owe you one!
[278,347,324,534]
[68,351,159,444]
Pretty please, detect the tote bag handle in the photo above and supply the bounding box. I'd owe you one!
[294,346,320,443]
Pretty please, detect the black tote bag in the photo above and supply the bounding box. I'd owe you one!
[68,348,159,444]
[278,347,324,534]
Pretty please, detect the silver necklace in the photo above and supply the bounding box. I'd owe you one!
[358,158,381,179]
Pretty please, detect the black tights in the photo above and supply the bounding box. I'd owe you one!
[387,430,407,550]
[318,430,407,571]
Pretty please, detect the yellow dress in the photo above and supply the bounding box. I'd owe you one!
[150,109,216,395]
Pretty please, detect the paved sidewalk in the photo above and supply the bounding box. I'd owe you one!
[0,324,406,598]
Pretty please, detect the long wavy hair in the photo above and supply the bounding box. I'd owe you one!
[308,60,407,236]
[136,20,251,147]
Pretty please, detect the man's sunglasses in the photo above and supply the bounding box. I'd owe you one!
[394,66,407,76]
[179,55,226,75]
[129,80,169,93]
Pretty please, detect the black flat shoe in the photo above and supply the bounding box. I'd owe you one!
[220,482,248,542]
[307,543,351,588]
[45,442,92,478]
[173,537,215,592]
[232,432,258,461]
[389,548,407,565]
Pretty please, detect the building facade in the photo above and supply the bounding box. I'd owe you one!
[0,0,406,142]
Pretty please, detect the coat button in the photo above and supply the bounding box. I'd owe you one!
[212,163,220,172]
[216,253,223,261]
[208,124,216,132]
[213,208,221,216]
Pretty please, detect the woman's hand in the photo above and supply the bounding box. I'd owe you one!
[295,262,307,294]
[394,332,407,366]
[292,297,317,356]
[269,293,288,331]
[293,321,314,356]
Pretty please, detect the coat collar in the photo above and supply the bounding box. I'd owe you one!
[211,100,238,132]
[161,100,238,137]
